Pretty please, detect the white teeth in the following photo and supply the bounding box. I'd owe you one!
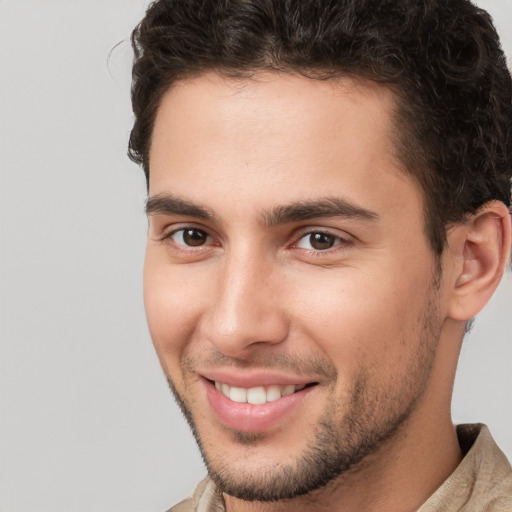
[266,385,282,402]
[281,385,296,397]
[215,382,308,404]
[247,387,266,405]
[229,386,247,403]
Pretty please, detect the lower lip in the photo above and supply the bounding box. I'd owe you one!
[204,380,315,433]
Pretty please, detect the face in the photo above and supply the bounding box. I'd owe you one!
[145,73,446,501]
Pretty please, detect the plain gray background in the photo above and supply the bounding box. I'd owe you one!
[0,1,510,510]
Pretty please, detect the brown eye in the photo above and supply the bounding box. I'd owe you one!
[183,228,208,246]
[309,233,336,250]
[171,228,209,247]
[296,232,340,251]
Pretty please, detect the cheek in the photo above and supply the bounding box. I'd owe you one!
[290,266,431,374]
[143,252,209,375]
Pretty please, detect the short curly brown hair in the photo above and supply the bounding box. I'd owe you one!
[129,0,512,254]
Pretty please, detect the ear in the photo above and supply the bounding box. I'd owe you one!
[446,201,511,321]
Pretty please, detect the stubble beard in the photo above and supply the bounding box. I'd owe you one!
[166,285,442,502]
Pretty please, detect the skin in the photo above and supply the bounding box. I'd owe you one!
[144,72,511,511]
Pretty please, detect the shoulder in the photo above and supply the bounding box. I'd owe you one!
[419,424,512,511]
[470,425,512,511]
[167,478,223,512]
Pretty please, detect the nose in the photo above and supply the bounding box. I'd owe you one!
[199,250,289,358]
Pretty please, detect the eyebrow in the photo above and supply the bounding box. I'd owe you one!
[261,197,379,226]
[145,194,379,225]
[145,194,216,221]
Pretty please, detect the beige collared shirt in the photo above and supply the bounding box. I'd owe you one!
[169,424,512,512]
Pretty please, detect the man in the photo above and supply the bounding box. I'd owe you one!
[128,0,512,510]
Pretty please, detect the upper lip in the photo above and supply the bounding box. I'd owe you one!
[200,369,318,388]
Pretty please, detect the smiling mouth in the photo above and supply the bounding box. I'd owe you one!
[212,381,317,405]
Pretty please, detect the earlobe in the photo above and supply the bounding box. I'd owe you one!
[447,201,511,321]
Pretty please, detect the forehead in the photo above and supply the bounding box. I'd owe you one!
[148,72,421,224]
[150,72,400,173]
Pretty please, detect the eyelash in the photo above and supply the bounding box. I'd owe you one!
[160,227,216,253]
[160,226,352,256]
[292,231,351,254]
